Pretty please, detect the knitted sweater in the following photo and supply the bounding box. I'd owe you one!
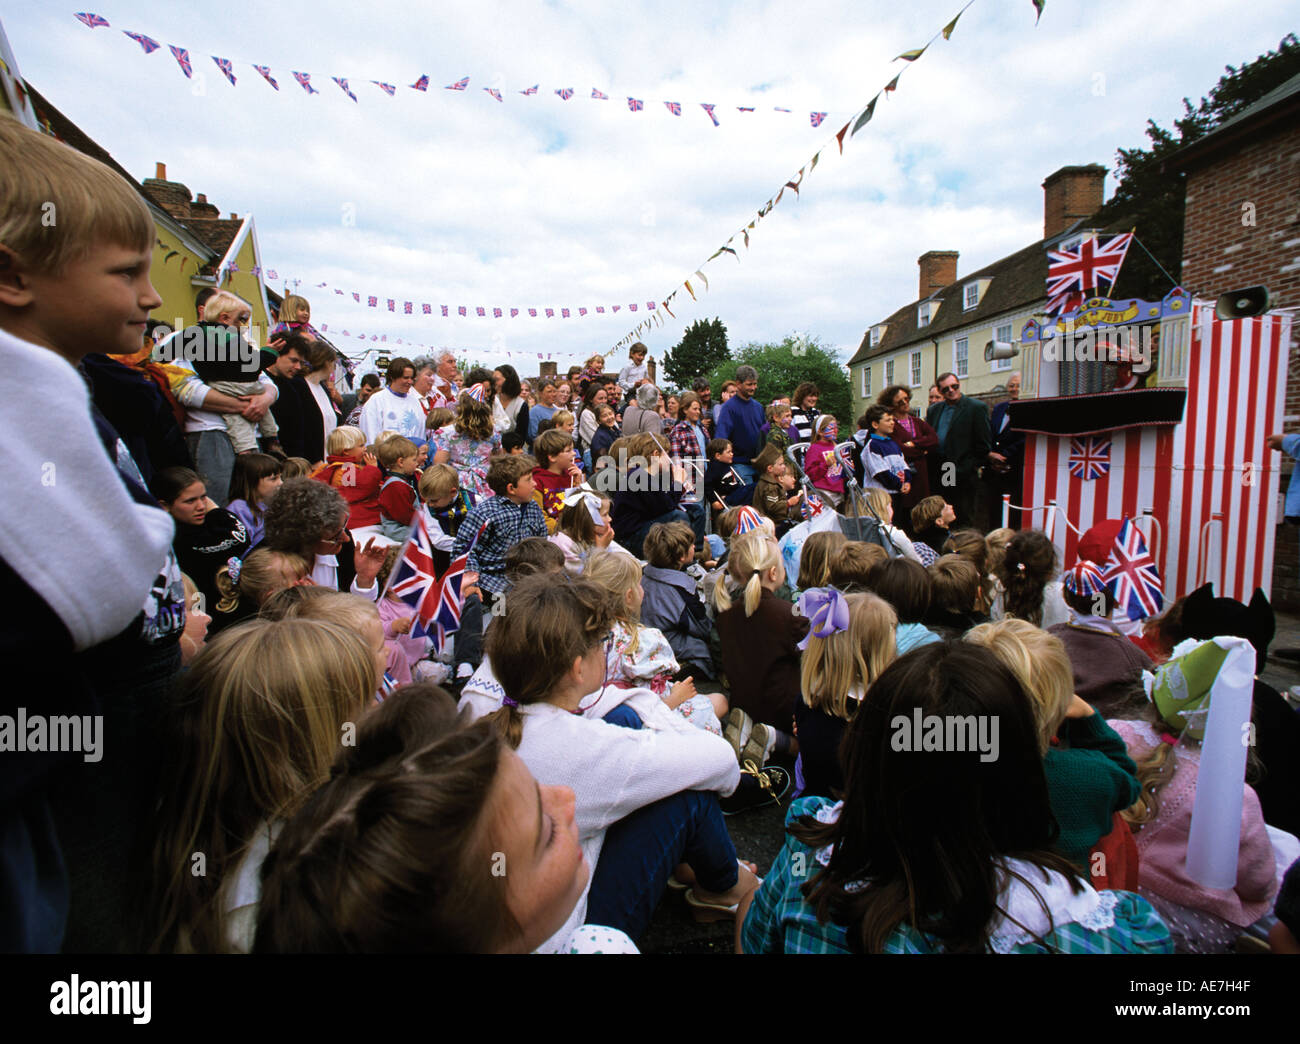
[716,588,810,727]
[1044,713,1141,866]
[1047,618,1153,711]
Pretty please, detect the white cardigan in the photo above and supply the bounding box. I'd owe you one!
[460,663,739,952]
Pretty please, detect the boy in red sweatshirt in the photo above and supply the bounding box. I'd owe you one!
[531,428,584,534]
[377,435,422,540]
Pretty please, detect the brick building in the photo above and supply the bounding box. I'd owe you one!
[1167,71,1300,605]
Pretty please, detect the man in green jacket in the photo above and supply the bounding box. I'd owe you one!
[925,372,991,530]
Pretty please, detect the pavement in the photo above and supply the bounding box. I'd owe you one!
[640,609,1300,954]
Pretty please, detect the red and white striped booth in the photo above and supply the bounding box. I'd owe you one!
[1009,297,1292,604]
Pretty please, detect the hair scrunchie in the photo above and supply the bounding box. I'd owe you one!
[227,556,243,585]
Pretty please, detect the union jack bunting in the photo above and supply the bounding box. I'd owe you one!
[1101,519,1163,620]
[579,308,587,316]
[212,57,237,86]
[1067,436,1111,481]
[333,77,357,102]
[373,81,396,96]
[441,306,449,317]
[737,106,755,113]
[293,71,319,94]
[254,65,280,90]
[591,88,608,100]
[493,308,502,318]
[701,103,719,126]
[510,308,519,318]
[561,308,570,318]
[446,77,469,91]
[458,307,467,316]
[1046,233,1133,315]
[519,85,538,95]
[664,101,681,116]
[266,269,278,280]
[169,46,193,78]
[367,296,377,307]
[387,299,395,311]
[612,305,620,313]
[404,302,412,314]
[629,304,638,312]
[74,12,109,29]
[555,88,574,100]
[484,87,502,102]
[476,307,486,317]
[352,292,360,302]
[422,304,432,314]
[528,309,538,317]
[545,308,554,318]
[647,302,656,310]
[627,97,643,112]
[810,112,827,127]
[773,106,791,113]
[123,31,159,53]
[411,75,429,91]
[595,306,605,314]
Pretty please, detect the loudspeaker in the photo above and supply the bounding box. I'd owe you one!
[984,340,1020,362]
[1215,286,1271,320]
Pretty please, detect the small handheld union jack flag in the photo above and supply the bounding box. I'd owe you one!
[1067,436,1111,481]
[169,46,193,79]
[123,31,159,53]
[254,65,280,90]
[293,71,319,94]
[74,13,110,29]
[446,77,469,91]
[388,515,487,646]
[627,97,643,112]
[212,57,237,87]
[1101,519,1163,621]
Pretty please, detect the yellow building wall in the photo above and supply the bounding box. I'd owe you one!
[149,233,209,332]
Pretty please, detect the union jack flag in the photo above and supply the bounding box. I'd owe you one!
[1067,436,1111,480]
[737,106,755,113]
[422,303,431,314]
[1045,233,1133,315]
[555,88,574,100]
[404,301,412,314]
[254,65,280,90]
[579,307,587,316]
[592,88,608,100]
[629,304,638,312]
[351,292,360,302]
[411,75,429,91]
[74,12,109,29]
[528,308,537,317]
[267,269,278,280]
[441,306,449,317]
[810,111,826,127]
[595,306,605,314]
[561,308,570,318]
[458,306,467,316]
[169,46,193,78]
[647,302,656,310]
[1101,518,1163,620]
[334,288,343,294]
[520,85,538,95]
[493,308,502,318]
[484,87,502,102]
[701,103,719,126]
[773,106,791,113]
[123,31,159,53]
[627,97,643,112]
[545,308,554,318]
[389,514,486,645]
[476,307,486,317]
[333,77,358,102]
[293,71,319,94]
[664,101,681,116]
[446,77,469,91]
[373,81,396,96]
[213,57,237,86]
[612,305,620,313]
[387,299,395,311]
[510,308,519,318]
[367,296,377,307]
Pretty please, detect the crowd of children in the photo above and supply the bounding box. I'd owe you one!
[6,111,1300,957]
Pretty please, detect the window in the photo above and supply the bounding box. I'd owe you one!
[954,337,968,378]
[963,283,979,310]
[861,365,871,397]
[918,302,935,327]
[992,323,1013,371]
[869,325,881,347]
[885,359,894,386]
[910,351,922,388]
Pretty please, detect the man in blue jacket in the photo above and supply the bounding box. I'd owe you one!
[925,372,991,529]
[715,365,765,484]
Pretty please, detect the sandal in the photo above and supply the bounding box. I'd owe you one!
[684,869,765,923]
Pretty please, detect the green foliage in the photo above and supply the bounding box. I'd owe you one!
[1098,33,1300,301]
[706,335,853,428]
[662,318,730,389]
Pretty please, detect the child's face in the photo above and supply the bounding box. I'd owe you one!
[180,589,211,665]
[940,502,956,525]
[507,472,537,502]
[218,309,251,329]
[715,443,734,464]
[255,473,283,503]
[491,749,588,953]
[627,581,644,614]
[508,444,524,455]
[559,419,575,435]
[165,481,209,526]
[551,445,576,472]
[297,306,311,324]
[768,460,787,479]
[775,410,792,429]
[416,445,429,468]
[598,503,613,534]
[8,241,162,362]
[540,385,557,406]
[598,407,615,428]
[394,453,419,475]
[344,443,367,462]
[425,489,457,510]
[873,413,896,436]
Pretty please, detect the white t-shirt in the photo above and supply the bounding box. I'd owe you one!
[359,387,426,443]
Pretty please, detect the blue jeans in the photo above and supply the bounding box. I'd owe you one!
[733,462,756,485]
[586,790,739,941]
[185,430,236,507]
[682,503,707,551]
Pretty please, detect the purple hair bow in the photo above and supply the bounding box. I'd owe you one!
[796,587,850,650]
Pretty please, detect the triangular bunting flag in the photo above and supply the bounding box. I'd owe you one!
[884,72,901,94]
[942,13,962,39]
[333,77,358,103]
[664,101,681,116]
[520,84,538,95]
[212,57,237,87]
[484,87,502,102]
[1033,1,1046,25]
[254,65,280,90]
[372,80,396,96]
[694,270,709,291]
[591,88,608,100]
[895,46,928,62]
[835,121,850,153]
[555,87,574,100]
[701,103,719,126]
[169,46,193,79]
[123,31,159,54]
[411,75,429,91]
[293,71,319,94]
[851,94,879,136]
[810,112,826,127]
[74,13,109,29]
[446,77,469,91]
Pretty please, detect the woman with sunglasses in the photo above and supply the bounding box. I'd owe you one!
[260,477,387,597]
[877,384,939,533]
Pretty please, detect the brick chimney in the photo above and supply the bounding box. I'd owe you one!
[190,193,219,219]
[1042,164,1107,239]
[918,251,958,299]
[141,162,193,220]
[155,162,166,180]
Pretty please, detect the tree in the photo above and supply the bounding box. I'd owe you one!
[662,317,729,389]
[1097,34,1300,301]
[707,335,852,428]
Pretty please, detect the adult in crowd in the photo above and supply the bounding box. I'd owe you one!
[358,357,425,446]
[492,364,527,434]
[715,366,765,484]
[342,373,381,426]
[303,341,340,462]
[789,382,821,443]
[621,383,664,437]
[428,348,460,410]
[577,381,611,452]
[668,391,710,544]
[411,358,437,422]
[663,394,680,433]
[527,378,560,443]
[692,377,715,437]
[987,373,1026,530]
[260,477,385,594]
[878,383,939,531]
[928,383,943,408]
[925,372,990,529]
[263,335,315,461]
[712,379,738,426]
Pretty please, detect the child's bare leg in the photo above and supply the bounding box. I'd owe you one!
[707,690,729,719]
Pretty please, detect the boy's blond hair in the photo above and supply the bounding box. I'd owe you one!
[0,114,153,277]
[376,436,418,469]
[965,619,1073,754]
[418,463,459,501]
[552,409,575,429]
[327,425,366,456]
[202,290,250,323]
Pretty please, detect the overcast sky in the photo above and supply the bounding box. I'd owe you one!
[4,1,1296,371]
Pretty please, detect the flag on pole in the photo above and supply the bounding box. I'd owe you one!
[1045,233,1133,314]
[1101,518,1163,621]
[388,514,485,645]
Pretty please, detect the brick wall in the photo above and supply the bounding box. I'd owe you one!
[1181,122,1300,605]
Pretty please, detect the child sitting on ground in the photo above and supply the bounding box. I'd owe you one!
[910,494,955,563]
[311,426,383,536]
[280,456,312,480]
[549,486,618,573]
[796,588,896,799]
[609,432,692,560]
[714,531,808,766]
[430,391,501,504]
[993,528,1068,627]
[965,618,1141,868]
[640,521,718,682]
[866,557,941,655]
[418,462,467,544]
[794,529,848,597]
[704,438,747,515]
[372,546,438,687]
[803,415,845,510]
[226,452,283,548]
[584,549,727,735]
[453,454,548,604]
[863,488,923,563]
[828,542,888,594]
[532,429,585,534]
[925,554,986,638]
[752,443,803,537]
[377,435,422,542]
[281,590,394,702]
[213,547,312,627]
